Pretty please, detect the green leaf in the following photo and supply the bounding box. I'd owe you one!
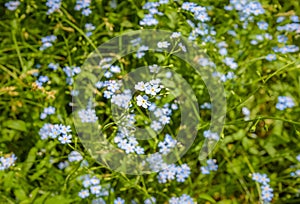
[29,168,47,181]
[2,120,27,132]
[264,143,276,157]
[33,193,51,204]
[22,147,38,173]
[44,196,75,204]
[14,188,28,201]
[199,194,216,203]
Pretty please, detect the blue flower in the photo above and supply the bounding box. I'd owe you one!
[262,190,273,203]
[264,33,273,40]
[223,57,238,69]
[90,185,102,195]
[5,1,20,11]
[169,194,194,204]
[92,198,106,204]
[176,164,191,182]
[46,0,61,15]
[58,134,72,144]
[145,84,161,96]
[150,120,162,131]
[78,189,90,199]
[257,21,268,30]
[200,159,218,174]
[203,130,219,140]
[250,40,258,45]
[179,194,195,204]
[265,54,276,61]
[290,15,300,23]
[114,197,125,204]
[158,164,177,183]
[182,2,197,11]
[200,102,211,109]
[144,197,156,204]
[136,95,151,109]
[252,173,270,185]
[219,47,228,56]
[40,106,55,119]
[158,134,177,155]
[296,154,300,162]
[276,96,295,110]
[85,23,95,37]
[78,108,98,123]
[68,151,83,162]
[277,35,288,43]
[276,16,285,23]
[0,153,17,170]
[57,161,69,170]
[40,35,57,51]
[242,107,250,120]
[139,14,159,26]
[200,166,210,174]
[256,34,264,41]
[38,75,49,83]
[48,62,59,70]
[75,0,92,16]
[272,45,299,54]
[157,41,170,48]
[82,8,92,16]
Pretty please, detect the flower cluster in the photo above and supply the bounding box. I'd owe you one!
[78,174,110,200]
[272,15,300,54]
[200,102,211,109]
[203,130,220,140]
[135,79,162,96]
[223,57,238,70]
[144,197,156,204]
[75,0,92,16]
[158,134,177,155]
[114,127,145,155]
[40,35,57,51]
[39,123,72,144]
[157,41,170,49]
[139,2,166,26]
[136,44,149,59]
[101,80,122,99]
[57,160,69,170]
[63,65,81,85]
[217,41,228,56]
[158,163,191,183]
[213,71,235,82]
[252,173,273,203]
[48,62,59,70]
[272,45,299,54]
[169,194,195,204]
[46,0,61,15]
[146,153,191,183]
[182,2,210,22]
[265,54,276,61]
[200,159,218,174]
[78,106,99,123]
[242,107,250,120]
[5,1,20,11]
[0,154,17,170]
[40,106,55,120]
[290,154,300,177]
[225,0,265,23]
[111,89,132,109]
[68,151,83,162]
[35,75,49,88]
[85,23,96,37]
[276,96,295,110]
